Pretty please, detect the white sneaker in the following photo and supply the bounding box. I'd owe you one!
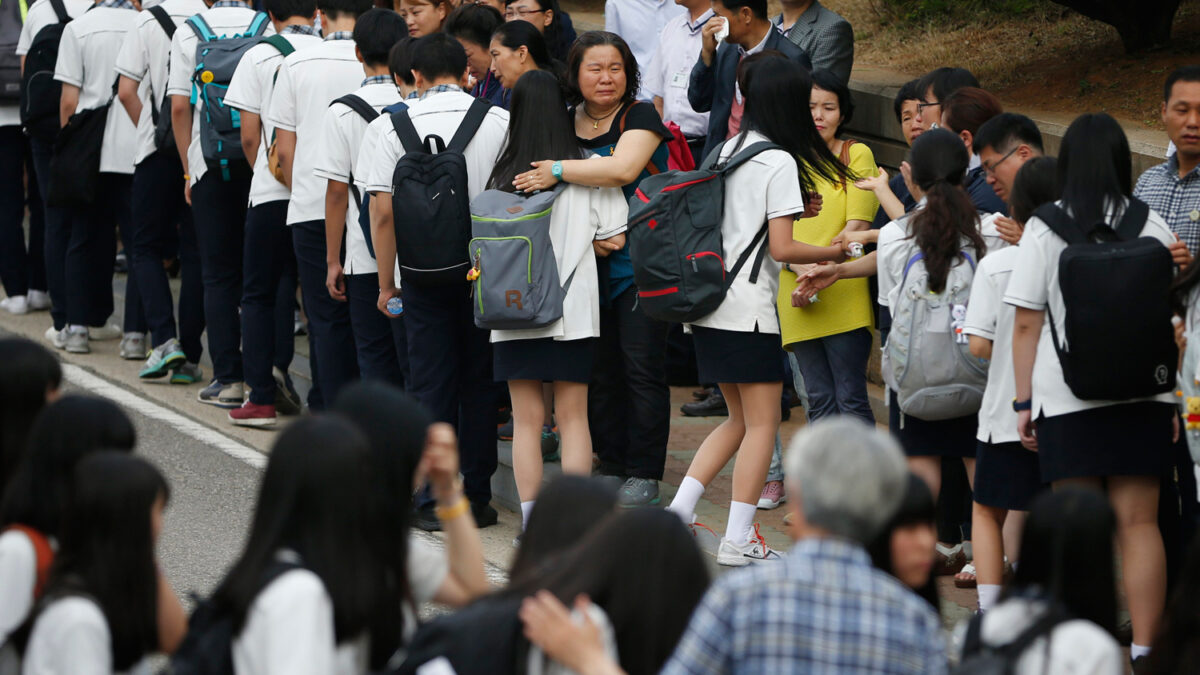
[44,325,67,349]
[87,323,122,340]
[119,333,147,360]
[65,326,90,354]
[0,295,28,315]
[26,290,51,311]
[716,525,782,567]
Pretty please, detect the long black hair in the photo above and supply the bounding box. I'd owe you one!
[24,452,168,670]
[1057,112,1133,231]
[488,68,584,190]
[511,509,709,675]
[906,128,986,293]
[0,395,135,536]
[213,416,391,662]
[509,475,617,582]
[564,31,639,107]
[739,54,852,200]
[0,338,61,497]
[1144,536,1200,674]
[332,380,432,659]
[1005,487,1118,637]
[1008,156,1059,226]
[867,473,939,609]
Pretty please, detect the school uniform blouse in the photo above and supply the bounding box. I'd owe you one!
[1002,199,1176,419]
[962,246,1020,444]
[491,169,629,344]
[22,596,151,675]
[0,530,39,647]
[960,597,1122,675]
[688,131,805,335]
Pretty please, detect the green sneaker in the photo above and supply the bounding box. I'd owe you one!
[139,338,185,378]
[170,362,203,385]
[540,425,560,462]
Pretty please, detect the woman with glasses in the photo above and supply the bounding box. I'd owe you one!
[502,0,576,61]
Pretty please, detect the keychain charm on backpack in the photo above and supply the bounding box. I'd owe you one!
[952,304,969,344]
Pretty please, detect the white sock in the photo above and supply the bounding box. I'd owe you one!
[977,584,1002,613]
[668,476,705,524]
[1131,644,1151,660]
[725,501,757,546]
[520,500,535,531]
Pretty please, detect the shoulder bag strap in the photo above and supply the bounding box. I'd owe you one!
[261,33,294,58]
[725,222,770,289]
[446,97,491,152]
[48,0,69,23]
[186,14,215,41]
[332,94,380,124]
[1114,197,1151,241]
[247,11,270,37]
[1033,203,1089,246]
[390,109,424,154]
[147,5,175,38]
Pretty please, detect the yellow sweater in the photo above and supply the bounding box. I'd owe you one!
[778,142,880,347]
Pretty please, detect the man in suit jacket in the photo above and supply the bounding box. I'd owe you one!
[687,0,811,162]
[773,0,853,85]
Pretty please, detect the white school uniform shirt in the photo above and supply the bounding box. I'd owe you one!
[359,88,510,200]
[1002,199,1176,419]
[491,172,629,344]
[312,80,403,275]
[687,131,805,334]
[16,0,92,55]
[166,4,274,187]
[642,9,712,138]
[113,0,208,166]
[978,211,1013,253]
[963,597,1123,675]
[0,530,39,647]
[962,245,1020,444]
[224,29,323,208]
[263,35,362,226]
[22,595,151,675]
[53,3,140,174]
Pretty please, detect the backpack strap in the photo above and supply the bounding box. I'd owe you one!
[245,11,270,37]
[332,94,380,124]
[960,612,985,661]
[899,250,976,290]
[147,5,175,39]
[1034,203,1089,246]
[446,97,492,152]
[1114,198,1151,241]
[726,222,770,289]
[837,139,857,189]
[616,102,663,177]
[4,525,54,600]
[714,141,786,175]
[261,34,294,58]
[48,0,69,24]
[390,109,425,155]
[186,14,216,42]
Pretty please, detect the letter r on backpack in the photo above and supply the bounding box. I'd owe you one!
[505,290,523,310]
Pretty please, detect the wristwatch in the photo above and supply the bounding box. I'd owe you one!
[551,161,564,181]
[1012,398,1032,412]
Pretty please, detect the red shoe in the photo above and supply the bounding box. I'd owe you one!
[229,401,277,428]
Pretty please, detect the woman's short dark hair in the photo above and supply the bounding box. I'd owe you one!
[0,395,135,537]
[1007,487,1118,637]
[867,473,939,609]
[564,31,638,107]
[811,68,854,136]
[509,475,617,581]
[444,3,503,49]
[893,78,921,124]
[491,20,558,74]
[1008,156,1059,225]
[0,338,61,498]
[917,66,979,103]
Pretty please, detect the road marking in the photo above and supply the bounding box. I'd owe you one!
[63,363,267,469]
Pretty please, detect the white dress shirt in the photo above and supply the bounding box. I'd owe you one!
[603,0,684,100]
[642,9,712,138]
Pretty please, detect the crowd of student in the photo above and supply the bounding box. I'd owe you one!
[2,0,1200,670]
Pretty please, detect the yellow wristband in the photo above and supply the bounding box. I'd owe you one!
[434,496,470,522]
[183,174,190,181]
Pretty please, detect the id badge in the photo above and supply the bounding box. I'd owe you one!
[670,70,689,88]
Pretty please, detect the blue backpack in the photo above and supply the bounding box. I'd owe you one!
[187,12,270,179]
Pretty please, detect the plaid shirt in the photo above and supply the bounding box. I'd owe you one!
[211,0,249,7]
[324,30,353,41]
[660,538,948,675]
[95,0,135,8]
[361,75,392,87]
[1135,154,1200,255]
[281,24,319,36]
[420,84,463,100]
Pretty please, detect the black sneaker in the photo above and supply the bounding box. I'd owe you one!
[681,390,728,417]
[470,502,498,528]
[413,504,442,532]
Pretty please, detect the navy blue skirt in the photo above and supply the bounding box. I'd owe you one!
[974,441,1044,511]
[1035,402,1173,482]
[493,337,595,383]
[692,325,785,384]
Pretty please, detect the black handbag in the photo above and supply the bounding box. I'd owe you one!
[46,81,115,209]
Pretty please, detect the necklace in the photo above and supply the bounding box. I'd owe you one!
[582,103,620,130]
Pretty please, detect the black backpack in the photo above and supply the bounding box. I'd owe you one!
[332,93,382,259]
[1035,198,1177,401]
[626,138,783,323]
[147,5,177,151]
[953,607,1067,675]
[166,561,302,675]
[388,97,490,286]
[19,0,70,141]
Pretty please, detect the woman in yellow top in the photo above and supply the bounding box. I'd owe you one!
[777,70,879,426]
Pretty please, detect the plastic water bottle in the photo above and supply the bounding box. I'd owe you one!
[386,296,404,316]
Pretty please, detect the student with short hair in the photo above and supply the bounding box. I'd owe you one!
[16,453,185,674]
[939,86,1006,215]
[52,0,147,358]
[360,33,510,530]
[264,0,376,418]
[222,0,323,427]
[972,112,1045,247]
[444,3,506,106]
[914,66,978,132]
[167,0,277,409]
[398,0,451,37]
[114,0,208,385]
[312,8,409,399]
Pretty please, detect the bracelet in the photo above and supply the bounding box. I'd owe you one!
[183,174,190,181]
[434,496,470,522]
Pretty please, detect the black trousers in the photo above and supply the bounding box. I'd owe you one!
[0,127,46,298]
[292,219,359,408]
[242,200,301,406]
[65,173,142,330]
[346,272,408,390]
[130,147,204,361]
[191,164,251,383]
[29,137,67,329]
[591,286,671,481]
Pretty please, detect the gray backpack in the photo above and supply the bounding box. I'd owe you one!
[186,11,270,179]
[882,237,988,422]
[467,187,567,330]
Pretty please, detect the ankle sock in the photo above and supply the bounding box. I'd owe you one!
[977,584,1001,613]
[668,476,705,524]
[725,501,756,546]
[520,500,535,531]
[1131,644,1150,661]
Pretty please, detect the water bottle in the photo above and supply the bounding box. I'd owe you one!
[386,296,404,316]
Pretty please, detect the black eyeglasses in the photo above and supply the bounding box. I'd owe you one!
[982,146,1019,177]
[504,7,545,18]
[916,100,940,112]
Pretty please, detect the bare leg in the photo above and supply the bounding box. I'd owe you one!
[972,502,1008,587]
[509,379,546,502]
[554,381,591,476]
[1003,510,1026,564]
[729,381,783,505]
[1108,475,1166,647]
[683,383,747,487]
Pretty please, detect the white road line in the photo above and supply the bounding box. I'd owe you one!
[62,363,267,469]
